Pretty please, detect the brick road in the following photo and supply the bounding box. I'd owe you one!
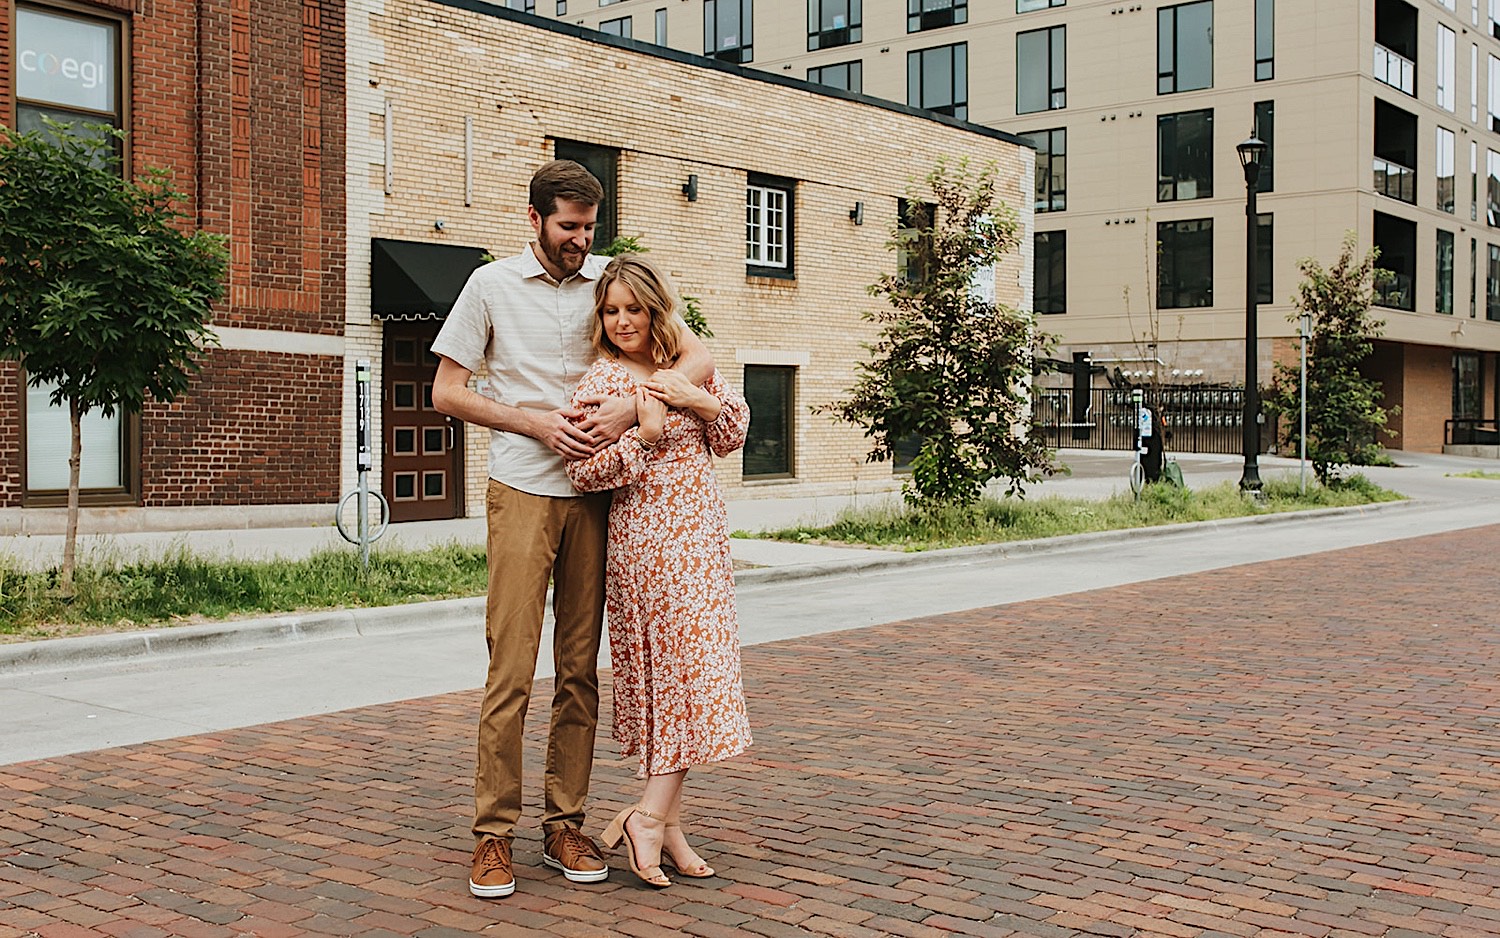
[3,525,1499,938]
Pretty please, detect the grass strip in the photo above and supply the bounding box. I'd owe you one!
[747,476,1403,552]
[1446,470,1500,480]
[0,541,488,641]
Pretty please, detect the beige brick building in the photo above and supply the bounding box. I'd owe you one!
[347,0,1035,520]
[540,0,1500,455]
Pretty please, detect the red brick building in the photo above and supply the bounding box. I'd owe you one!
[0,0,346,530]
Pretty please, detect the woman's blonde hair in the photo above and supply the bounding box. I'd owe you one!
[591,254,683,366]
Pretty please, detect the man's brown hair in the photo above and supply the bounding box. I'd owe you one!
[529,159,604,218]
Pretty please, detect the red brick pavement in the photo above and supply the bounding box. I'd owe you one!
[3,525,1500,937]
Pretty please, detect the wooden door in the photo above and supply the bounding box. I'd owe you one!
[383,321,463,522]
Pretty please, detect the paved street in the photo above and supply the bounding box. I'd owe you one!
[3,522,1498,937]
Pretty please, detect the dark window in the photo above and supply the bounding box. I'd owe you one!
[746,173,796,278]
[1158,1,1213,94]
[809,0,861,50]
[1253,100,1274,193]
[599,15,631,37]
[705,0,753,63]
[1437,127,1456,214]
[1489,244,1500,320]
[1472,237,1479,317]
[1256,213,1273,305]
[1017,26,1066,114]
[744,366,795,478]
[1454,351,1482,417]
[1019,127,1066,212]
[1158,109,1213,201]
[1374,0,1418,96]
[554,140,619,248]
[1437,229,1455,315]
[1255,0,1273,80]
[17,3,133,500]
[1019,0,1065,11]
[808,60,862,93]
[1157,218,1214,309]
[1373,99,1417,204]
[1487,150,1500,227]
[896,198,935,284]
[908,0,966,33]
[908,43,967,119]
[1035,231,1067,314]
[1373,211,1417,311]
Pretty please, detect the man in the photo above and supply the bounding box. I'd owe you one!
[431,159,712,899]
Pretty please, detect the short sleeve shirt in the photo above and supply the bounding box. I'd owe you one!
[431,244,608,497]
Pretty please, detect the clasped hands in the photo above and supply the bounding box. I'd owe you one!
[541,369,711,460]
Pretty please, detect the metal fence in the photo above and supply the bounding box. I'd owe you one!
[1034,386,1276,455]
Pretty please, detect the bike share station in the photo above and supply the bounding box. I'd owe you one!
[1130,388,1182,496]
[337,359,390,569]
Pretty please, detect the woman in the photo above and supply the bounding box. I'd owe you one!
[565,255,752,888]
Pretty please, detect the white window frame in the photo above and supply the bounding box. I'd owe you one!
[746,184,789,270]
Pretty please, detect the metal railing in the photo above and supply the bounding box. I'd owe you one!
[1445,418,1499,445]
[1374,157,1416,203]
[1033,387,1277,455]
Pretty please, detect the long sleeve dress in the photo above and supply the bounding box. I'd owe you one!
[566,359,753,779]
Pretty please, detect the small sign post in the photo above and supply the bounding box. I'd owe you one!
[337,359,388,569]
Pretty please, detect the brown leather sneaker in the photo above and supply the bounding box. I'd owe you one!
[542,827,610,883]
[469,837,515,898]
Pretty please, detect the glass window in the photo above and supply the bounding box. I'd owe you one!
[807,60,862,93]
[599,15,632,36]
[908,43,967,119]
[1255,0,1274,80]
[1472,237,1479,316]
[1489,244,1500,319]
[1373,211,1418,310]
[1253,100,1274,193]
[1020,127,1066,212]
[908,0,967,33]
[554,140,619,248]
[1158,109,1214,201]
[1035,231,1066,313]
[1016,26,1066,114]
[1437,229,1456,314]
[1473,44,1480,124]
[504,0,535,9]
[746,175,795,276]
[1373,99,1418,204]
[744,366,795,478]
[1157,219,1214,308]
[1473,140,1481,221]
[1490,54,1500,132]
[1256,214,1273,305]
[1488,149,1500,226]
[1019,0,1065,10]
[809,0,861,50]
[1158,1,1213,94]
[896,198,935,283]
[1455,351,1482,419]
[17,4,128,497]
[655,7,667,43]
[1375,0,1418,95]
[705,0,753,63]
[557,0,567,13]
[1437,126,1456,213]
[1438,24,1457,111]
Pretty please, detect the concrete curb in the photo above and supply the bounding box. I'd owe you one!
[0,499,1414,676]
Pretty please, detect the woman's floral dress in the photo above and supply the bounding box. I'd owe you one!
[566,359,753,778]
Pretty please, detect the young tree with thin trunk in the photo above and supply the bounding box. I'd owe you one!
[0,122,227,587]
[1265,232,1396,485]
[820,158,1057,509]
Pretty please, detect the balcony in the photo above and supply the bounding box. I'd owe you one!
[1374,157,1415,203]
[1374,44,1415,95]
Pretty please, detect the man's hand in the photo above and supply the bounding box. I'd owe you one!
[576,393,638,446]
[534,407,597,460]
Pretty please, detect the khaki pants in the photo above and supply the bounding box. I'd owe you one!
[473,480,610,843]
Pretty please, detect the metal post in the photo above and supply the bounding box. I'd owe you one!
[336,359,389,565]
[1239,154,1263,494]
[1299,311,1310,495]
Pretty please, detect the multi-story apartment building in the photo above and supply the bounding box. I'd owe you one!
[541,0,1500,454]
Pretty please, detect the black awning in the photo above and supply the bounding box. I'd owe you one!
[370,238,489,320]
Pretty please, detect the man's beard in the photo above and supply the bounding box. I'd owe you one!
[540,232,586,276]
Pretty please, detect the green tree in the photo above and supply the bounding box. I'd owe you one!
[820,158,1057,509]
[0,122,228,586]
[1266,232,1396,485]
[596,235,713,338]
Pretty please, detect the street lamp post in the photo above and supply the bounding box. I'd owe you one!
[1299,310,1311,495]
[1237,134,1268,494]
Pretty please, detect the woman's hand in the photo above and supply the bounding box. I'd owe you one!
[636,385,667,446]
[644,368,721,423]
